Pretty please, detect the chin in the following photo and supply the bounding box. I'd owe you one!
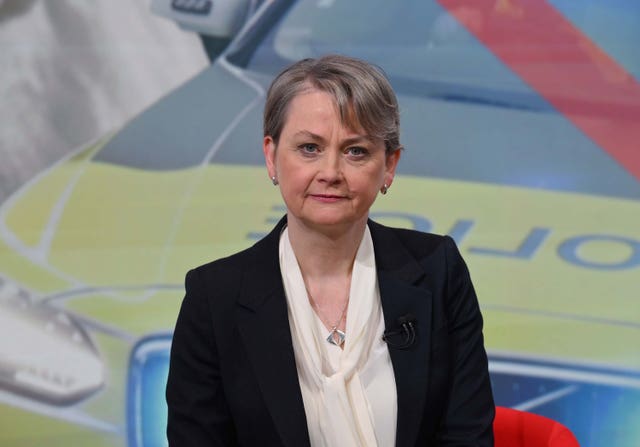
[301,214,367,231]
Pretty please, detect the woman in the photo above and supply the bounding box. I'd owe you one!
[166,55,494,447]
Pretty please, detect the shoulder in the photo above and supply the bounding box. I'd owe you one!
[368,219,458,263]
[190,243,255,279]
[186,239,267,295]
[189,218,284,283]
[368,220,471,302]
[379,223,449,246]
[184,222,282,307]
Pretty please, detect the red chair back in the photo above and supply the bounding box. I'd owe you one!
[494,406,580,447]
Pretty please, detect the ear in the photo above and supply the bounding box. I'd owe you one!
[263,136,277,179]
[383,148,402,188]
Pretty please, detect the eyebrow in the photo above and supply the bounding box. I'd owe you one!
[292,130,374,146]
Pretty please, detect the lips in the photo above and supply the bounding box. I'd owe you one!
[308,193,347,202]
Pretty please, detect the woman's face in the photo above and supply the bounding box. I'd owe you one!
[264,88,400,234]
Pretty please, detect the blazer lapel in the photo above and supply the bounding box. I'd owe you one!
[236,219,311,447]
[370,221,434,447]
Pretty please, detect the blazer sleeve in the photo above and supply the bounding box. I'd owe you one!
[166,268,237,446]
[438,236,495,446]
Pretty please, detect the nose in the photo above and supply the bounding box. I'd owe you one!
[317,150,343,185]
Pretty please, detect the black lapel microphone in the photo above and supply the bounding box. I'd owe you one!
[382,314,417,349]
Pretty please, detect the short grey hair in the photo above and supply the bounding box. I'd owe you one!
[263,54,402,153]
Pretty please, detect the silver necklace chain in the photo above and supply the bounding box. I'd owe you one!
[306,288,349,347]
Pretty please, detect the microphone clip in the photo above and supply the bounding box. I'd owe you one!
[382,314,417,350]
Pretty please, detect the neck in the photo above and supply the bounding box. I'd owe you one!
[286,216,367,280]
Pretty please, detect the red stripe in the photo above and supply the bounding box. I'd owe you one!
[437,0,640,182]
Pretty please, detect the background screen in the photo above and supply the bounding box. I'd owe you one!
[0,0,638,446]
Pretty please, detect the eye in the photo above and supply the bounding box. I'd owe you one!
[298,143,319,156]
[346,146,368,158]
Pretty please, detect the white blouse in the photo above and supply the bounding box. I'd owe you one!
[279,226,397,447]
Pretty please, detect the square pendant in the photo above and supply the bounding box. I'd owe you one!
[327,329,345,347]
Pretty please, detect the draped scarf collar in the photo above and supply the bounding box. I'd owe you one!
[279,225,382,446]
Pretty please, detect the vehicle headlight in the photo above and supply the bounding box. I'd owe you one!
[0,277,104,405]
[127,334,171,447]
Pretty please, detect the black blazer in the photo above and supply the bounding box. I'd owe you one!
[166,218,494,446]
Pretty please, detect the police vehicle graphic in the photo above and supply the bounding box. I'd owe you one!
[0,1,638,446]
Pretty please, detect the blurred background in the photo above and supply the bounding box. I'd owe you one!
[0,0,638,446]
[0,0,208,201]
